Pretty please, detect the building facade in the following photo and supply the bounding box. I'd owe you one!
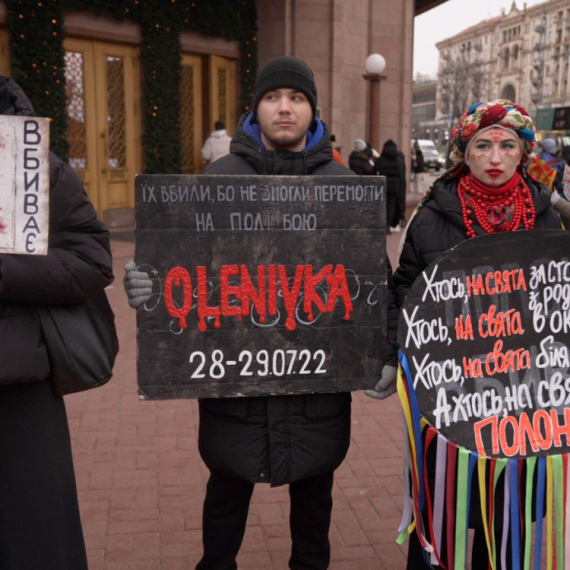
[0,0,444,226]
[412,76,447,145]
[435,0,570,134]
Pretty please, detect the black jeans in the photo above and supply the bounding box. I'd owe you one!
[196,470,334,570]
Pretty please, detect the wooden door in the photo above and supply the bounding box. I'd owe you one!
[64,39,98,204]
[180,54,203,174]
[94,42,140,215]
[64,39,140,217]
[209,55,236,136]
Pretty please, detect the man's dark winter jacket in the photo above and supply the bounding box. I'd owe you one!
[371,141,402,195]
[0,78,113,387]
[198,113,390,487]
[348,150,372,175]
[394,173,561,306]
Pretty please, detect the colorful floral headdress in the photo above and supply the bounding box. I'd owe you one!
[450,99,536,164]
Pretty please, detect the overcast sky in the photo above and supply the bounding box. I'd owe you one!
[414,0,546,77]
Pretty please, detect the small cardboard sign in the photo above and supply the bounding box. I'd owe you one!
[398,230,570,459]
[0,116,50,255]
[135,174,387,399]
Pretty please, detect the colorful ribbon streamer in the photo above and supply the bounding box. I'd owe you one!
[394,350,570,570]
[524,457,537,570]
[446,442,457,570]
[564,454,570,570]
[492,458,507,570]
[502,460,511,570]
[478,456,495,570]
[396,362,433,557]
[510,457,521,570]
[430,434,447,566]
[553,454,564,570]
[454,448,470,570]
[535,456,546,570]
[547,456,553,570]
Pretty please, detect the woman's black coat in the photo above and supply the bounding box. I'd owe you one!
[371,142,401,195]
[394,172,561,305]
[394,171,560,562]
[0,78,113,386]
[348,150,373,175]
[0,77,113,569]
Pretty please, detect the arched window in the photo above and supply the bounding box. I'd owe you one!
[501,84,516,101]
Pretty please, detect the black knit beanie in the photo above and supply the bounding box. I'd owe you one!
[251,56,317,121]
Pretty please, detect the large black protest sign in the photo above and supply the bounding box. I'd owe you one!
[398,230,570,458]
[136,174,386,399]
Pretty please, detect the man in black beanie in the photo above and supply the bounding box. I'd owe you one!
[124,55,399,570]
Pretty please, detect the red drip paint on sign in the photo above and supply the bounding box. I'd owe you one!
[197,266,221,331]
[241,265,266,322]
[278,265,305,331]
[303,265,333,322]
[163,263,354,332]
[164,267,192,329]
[326,265,354,320]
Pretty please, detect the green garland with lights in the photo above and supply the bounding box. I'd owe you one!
[7,0,69,159]
[5,0,257,172]
[139,6,182,173]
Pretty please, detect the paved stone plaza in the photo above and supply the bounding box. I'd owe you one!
[66,176,437,569]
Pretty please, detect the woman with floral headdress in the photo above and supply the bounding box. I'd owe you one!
[394,100,560,305]
[391,100,561,569]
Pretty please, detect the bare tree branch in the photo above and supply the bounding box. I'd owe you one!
[438,51,485,126]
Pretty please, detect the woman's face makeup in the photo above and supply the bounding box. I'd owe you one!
[465,127,522,186]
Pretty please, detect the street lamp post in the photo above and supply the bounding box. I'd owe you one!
[363,54,386,153]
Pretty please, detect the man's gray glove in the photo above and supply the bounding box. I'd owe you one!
[124,260,153,308]
[364,364,398,399]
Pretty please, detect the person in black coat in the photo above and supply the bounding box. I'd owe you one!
[0,77,113,569]
[413,146,426,173]
[372,139,404,234]
[125,56,398,570]
[395,148,407,229]
[392,100,560,569]
[348,138,373,175]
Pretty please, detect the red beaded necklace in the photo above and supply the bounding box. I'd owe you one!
[457,173,536,238]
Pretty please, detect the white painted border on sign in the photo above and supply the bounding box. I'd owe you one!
[0,116,50,255]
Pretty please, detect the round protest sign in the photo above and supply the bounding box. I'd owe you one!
[398,229,570,459]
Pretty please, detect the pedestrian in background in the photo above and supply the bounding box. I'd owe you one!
[366,141,379,164]
[395,145,407,230]
[371,139,404,234]
[201,120,232,164]
[330,134,345,165]
[0,76,113,569]
[552,146,570,229]
[551,187,570,228]
[539,137,560,171]
[348,138,372,175]
[412,143,426,193]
